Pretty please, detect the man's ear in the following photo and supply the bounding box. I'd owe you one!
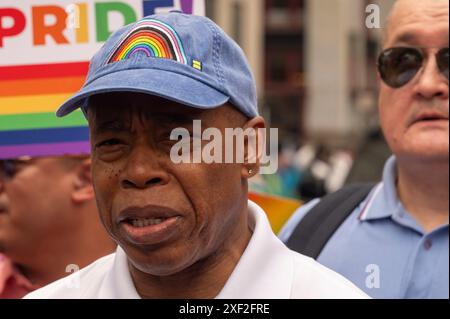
[72,158,95,204]
[241,116,266,179]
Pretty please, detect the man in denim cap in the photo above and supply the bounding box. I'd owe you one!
[26,12,366,299]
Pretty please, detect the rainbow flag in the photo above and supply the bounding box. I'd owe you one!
[0,62,90,159]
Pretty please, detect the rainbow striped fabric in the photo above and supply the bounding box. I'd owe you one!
[0,62,90,159]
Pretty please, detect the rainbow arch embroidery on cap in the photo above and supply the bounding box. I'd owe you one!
[105,19,189,66]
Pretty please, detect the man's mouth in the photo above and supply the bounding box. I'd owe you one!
[127,217,168,228]
[117,205,182,245]
[412,111,449,126]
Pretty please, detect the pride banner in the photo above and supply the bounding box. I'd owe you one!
[0,61,90,158]
[0,0,205,159]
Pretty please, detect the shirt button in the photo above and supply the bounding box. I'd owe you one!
[424,240,433,251]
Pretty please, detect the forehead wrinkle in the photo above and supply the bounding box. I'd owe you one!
[91,104,133,134]
[146,107,207,128]
[385,0,449,46]
[94,118,132,135]
[90,93,213,133]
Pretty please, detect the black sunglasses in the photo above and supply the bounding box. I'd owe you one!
[377,47,449,88]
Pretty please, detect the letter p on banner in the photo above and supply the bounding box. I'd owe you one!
[0,8,26,48]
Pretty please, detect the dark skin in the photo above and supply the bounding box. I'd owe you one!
[88,92,265,298]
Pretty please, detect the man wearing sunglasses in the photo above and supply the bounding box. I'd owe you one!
[280,0,448,298]
[0,156,116,298]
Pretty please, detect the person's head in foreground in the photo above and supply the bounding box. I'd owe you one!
[378,0,448,231]
[25,12,367,299]
[0,155,116,298]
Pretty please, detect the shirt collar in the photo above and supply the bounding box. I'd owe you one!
[101,200,293,299]
[359,156,426,233]
[98,246,140,299]
[358,156,399,221]
[216,201,293,299]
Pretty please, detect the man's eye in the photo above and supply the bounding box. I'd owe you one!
[97,139,122,148]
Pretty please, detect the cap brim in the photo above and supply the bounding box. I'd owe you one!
[56,68,230,117]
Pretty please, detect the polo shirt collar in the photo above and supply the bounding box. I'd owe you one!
[216,201,293,299]
[98,245,140,299]
[359,156,425,234]
[359,156,399,221]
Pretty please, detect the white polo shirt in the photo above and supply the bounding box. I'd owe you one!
[24,201,368,299]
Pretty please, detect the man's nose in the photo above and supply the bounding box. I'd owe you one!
[120,147,171,189]
[413,54,449,100]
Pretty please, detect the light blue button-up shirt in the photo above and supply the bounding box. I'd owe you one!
[279,156,449,299]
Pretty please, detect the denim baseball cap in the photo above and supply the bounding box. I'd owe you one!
[56,11,258,118]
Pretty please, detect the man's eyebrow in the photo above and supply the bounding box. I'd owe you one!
[392,31,449,46]
[392,32,418,45]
